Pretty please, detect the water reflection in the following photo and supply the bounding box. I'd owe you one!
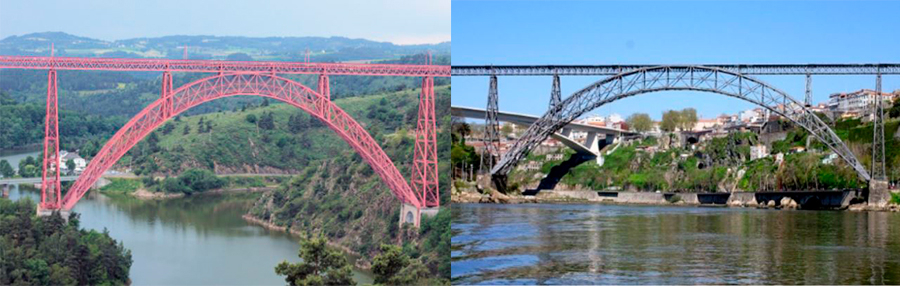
[8,187,374,285]
[452,203,900,285]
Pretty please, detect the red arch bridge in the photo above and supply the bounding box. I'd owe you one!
[0,55,449,226]
[453,64,900,206]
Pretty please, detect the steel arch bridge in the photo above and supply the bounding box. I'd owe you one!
[453,65,892,200]
[0,55,449,225]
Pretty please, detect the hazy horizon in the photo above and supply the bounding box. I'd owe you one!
[0,0,450,45]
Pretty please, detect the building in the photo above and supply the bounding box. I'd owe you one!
[827,89,893,119]
[58,151,87,174]
[750,145,768,160]
[740,108,765,123]
[692,118,718,132]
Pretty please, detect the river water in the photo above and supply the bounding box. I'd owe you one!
[7,187,374,285]
[452,203,900,285]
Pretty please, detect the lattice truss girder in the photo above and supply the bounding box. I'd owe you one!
[493,66,871,182]
[0,55,450,77]
[63,72,422,209]
[452,64,900,76]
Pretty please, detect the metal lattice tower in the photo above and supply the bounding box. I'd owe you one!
[483,74,500,172]
[549,73,561,110]
[40,68,61,210]
[872,72,886,180]
[805,73,812,107]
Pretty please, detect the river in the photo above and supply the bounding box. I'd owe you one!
[7,186,374,285]
[452,203,900,285]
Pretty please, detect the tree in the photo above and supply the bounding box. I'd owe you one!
[245,114,257,124]
[259,112,276,130]
[0,159,13,178]
[65,159,75,175]
[372,244,430,285]
[452,122,471,142]
[226,52,253,61]
[275,236,356,286]
[262,97,270,107]
[161,122,175,135]
[660,110,681,132]
[372,244,408,284]
[500,123,513,136]
[889,97,900,119]
[182,125,190,135]
[626,113,653,132]
[680,108,698,131]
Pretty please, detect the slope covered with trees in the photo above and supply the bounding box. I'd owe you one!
[0,198,133,285]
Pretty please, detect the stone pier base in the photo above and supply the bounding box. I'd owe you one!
[36,207,71,222]
[399,203,440,227]
[868,179,890,207]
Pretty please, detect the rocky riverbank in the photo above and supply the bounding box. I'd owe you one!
[240,214,372,270]
[452,185,900,212]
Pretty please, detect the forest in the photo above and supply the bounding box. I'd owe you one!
[0,198,133,285]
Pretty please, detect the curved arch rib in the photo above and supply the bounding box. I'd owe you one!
[62,72,421,209]
[493,66,870,183]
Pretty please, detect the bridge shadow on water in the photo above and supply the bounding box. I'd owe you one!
[522,154,595,196]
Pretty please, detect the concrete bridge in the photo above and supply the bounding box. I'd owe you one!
[451,105,636,161]
[0,176,80,185]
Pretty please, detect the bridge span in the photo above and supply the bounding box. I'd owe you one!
[451,105,636,159]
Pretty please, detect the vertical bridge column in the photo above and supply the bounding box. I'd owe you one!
[161,71,173,119]
[40,68,61,211]
[869,71,888,206]
[805,73,812,107]
[411,76,439,208]
[482,75,500,173]
[549,73,561,111]
[318,73,330,120]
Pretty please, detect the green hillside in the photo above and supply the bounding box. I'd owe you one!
[120,85,451,280]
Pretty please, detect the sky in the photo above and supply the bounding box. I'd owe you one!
[452,0,900,120]
[0,0,450,45]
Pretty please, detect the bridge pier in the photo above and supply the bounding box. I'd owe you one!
[36,205,70,221]
[398,203,439,227]
[868,179,890,207]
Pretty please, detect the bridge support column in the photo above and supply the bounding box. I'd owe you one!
[40,68,61,210]
[868,179,890,207]
[318,73,330,120]
[549,73,561,111]
[398,203,439,227]
[584,132,600,154]
[412,76,440,207]
[483,75,500,172]
[161,71,173,119]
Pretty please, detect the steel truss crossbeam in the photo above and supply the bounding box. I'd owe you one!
[62,72,426,210]
[491,66,871,186]
[452,64,900,76]
[0,56,450,77]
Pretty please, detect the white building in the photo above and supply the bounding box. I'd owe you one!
[58,151,87,174]
[828,89,893,119]
[692,118,719,132]
[740,108,765,123]
[750,145,768,160]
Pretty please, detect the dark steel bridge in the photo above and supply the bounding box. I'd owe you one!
[453,64,896,205]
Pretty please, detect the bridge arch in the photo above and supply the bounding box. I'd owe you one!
[62,72,421,209]
[493,66,870,185]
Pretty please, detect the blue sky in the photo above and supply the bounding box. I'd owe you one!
[0,0,450,44]
[452,0,900,120]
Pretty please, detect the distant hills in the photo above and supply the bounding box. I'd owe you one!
[0,32,450,63]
